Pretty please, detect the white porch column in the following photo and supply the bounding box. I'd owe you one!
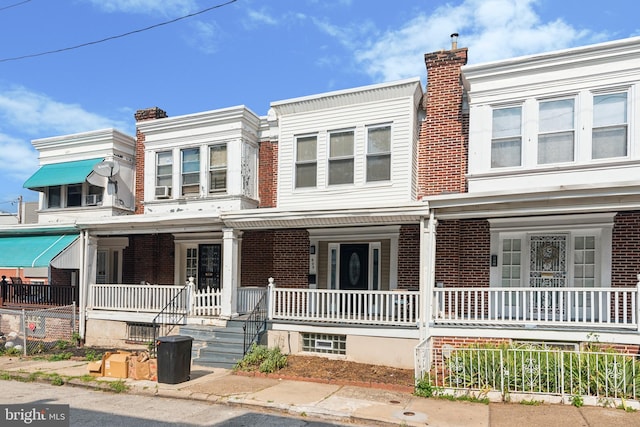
[221,227,240,319]
[419,211,437,340]
[79,232,98,340]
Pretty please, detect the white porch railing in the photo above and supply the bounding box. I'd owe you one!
[433,286,639,329]
[238,287,268,314]
[270,287,419,326]
[89,284,186,313]
[191,286,222,316]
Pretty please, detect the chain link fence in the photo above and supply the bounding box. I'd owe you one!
[0,304,77,356]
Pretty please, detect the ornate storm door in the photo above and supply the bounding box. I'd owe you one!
[529,234,567,318]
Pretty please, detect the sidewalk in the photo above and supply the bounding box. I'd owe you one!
[1,356,640,426]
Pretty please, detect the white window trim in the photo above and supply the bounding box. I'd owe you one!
[365,123,393,183]
[294,133,318,190]
[327,128,355,186]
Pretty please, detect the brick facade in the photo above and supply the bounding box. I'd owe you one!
[258,140,278,208]
[435,219,490,287]
[612,211,640,288]
[122,234,175,285]
[419,48,468,198]
[133,107,168,214]
[240,229,309,288]
[397,224,420,289]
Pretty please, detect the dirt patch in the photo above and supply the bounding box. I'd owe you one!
[262,355,415,388]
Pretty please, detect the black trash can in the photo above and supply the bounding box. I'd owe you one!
[156,335,193,384]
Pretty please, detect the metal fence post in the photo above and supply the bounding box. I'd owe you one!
[21,309,27,356]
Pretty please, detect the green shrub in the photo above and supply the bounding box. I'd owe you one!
[235,344,287,374]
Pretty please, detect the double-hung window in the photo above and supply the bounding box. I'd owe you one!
[491,106,522,168]
[295,135,317,188]
[366,125,391,182]
[328,130,354,185]
[181,148,200,196]
[156,151,173,197]
[592,92,628,159]
[209,144,227,193]
[47,186,61,208]
[538,98,575,164]
[66,184,82,207]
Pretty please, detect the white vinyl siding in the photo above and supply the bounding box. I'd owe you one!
[277,95,416,209]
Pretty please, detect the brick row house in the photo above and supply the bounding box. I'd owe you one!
[3,35,640,371]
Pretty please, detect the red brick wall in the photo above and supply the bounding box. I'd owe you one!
[612,211,640,288]
[241,230,275,286]
[240,229,309,288]
[134,107,168,215]
[258,140,278,208]
[419,48,468,198]
[435,219,490,287]
[398,225,420,289]
[122,234,175,284]
[50,268,72,286]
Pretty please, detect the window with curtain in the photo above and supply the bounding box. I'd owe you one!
[366,125,391,182]
[538,98,575,164]
[592,92,627,159]
[491,106,522,168]
[156,151,173,194]
[295,135,317,188]
[328,130,354,185]
[181,148,200,196]
[209,144,227,193]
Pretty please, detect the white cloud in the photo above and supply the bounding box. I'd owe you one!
[0,86,129,136]
[185,20,223,54]
[328,0,608,83]
[247,9,278,26]
[85,0,197,16]
[0,133,39,181]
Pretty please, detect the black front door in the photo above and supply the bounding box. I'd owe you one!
[339,244,368,290]
[198,244,221,290]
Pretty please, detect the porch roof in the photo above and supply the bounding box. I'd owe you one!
[0,233,79,268]
[23,158,103,191]
[220,205,426,229]
[427,181,640,219]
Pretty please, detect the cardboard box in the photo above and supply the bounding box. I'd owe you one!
[87,360,103,377]
[103,351,131,379]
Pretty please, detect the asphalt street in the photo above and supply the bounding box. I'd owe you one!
[2,380,352,427]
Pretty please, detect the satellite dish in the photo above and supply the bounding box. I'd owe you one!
[92,160,120,178]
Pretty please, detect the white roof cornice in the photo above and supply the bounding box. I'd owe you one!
[136,105,261,135]
[270,78,423,115]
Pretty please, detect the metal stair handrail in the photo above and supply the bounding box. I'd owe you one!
[152,282,190,356]
[242,288,268,355]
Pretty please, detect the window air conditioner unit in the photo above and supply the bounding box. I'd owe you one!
[85,194,103,206]
[155,186,171,199]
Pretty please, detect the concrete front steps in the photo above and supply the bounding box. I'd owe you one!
[180,319,252,369]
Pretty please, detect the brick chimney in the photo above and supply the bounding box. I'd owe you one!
[418,34,468,198]
[134,107,168,214]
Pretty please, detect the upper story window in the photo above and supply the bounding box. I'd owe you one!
[48,186,61,208]
[295,135,317,188]
[491,106,522,168]
[538,98,575,164]
[366,125,391,182]
[181,148,200,196]
[67,184,83,207]
[592,92,628,159]
[86,185,103,205]
[156,151,173,198]
[328,130,354,185]
[209,144,227,193]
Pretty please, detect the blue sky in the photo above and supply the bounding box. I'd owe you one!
[0,0,638,213]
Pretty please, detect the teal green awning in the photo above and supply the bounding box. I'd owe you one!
[0,234,79,268]
[23,158,103,191]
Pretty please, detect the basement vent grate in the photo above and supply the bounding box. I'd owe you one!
[126,322,157,344]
